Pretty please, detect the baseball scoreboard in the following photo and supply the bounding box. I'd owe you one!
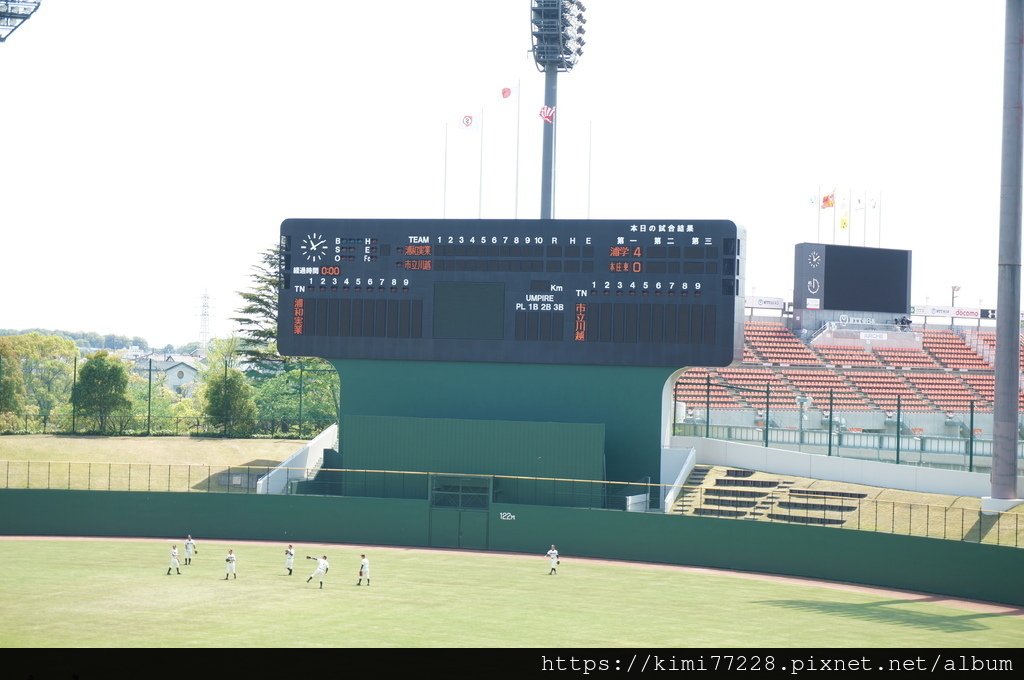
[277,219,744,368]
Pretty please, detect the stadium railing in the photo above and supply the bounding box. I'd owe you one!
[674,374,1024,474]
[1,461,1020,549]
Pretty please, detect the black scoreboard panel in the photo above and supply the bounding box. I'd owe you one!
[278,219,744,367]
[793,243,911,314]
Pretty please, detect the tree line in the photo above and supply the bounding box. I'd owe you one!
[0,246,337,438]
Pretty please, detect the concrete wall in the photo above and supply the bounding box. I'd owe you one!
[676,436,1024,498]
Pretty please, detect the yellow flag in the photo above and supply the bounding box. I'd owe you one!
[839,216,849,231]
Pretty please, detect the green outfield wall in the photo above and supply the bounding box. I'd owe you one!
[331,359,670,482]
[341,414,606,480]
[2,489,1021,605]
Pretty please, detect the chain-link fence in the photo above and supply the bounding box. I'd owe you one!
[0,413,334,439]
[2,461,1020,548]
[674,373,1024,473]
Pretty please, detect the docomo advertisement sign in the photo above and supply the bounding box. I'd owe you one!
[745,296,785,310]
[912,305,980,319]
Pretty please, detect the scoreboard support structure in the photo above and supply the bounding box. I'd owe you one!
[330,359,677,485]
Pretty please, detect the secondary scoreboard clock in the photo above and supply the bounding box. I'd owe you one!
[277,219,744,368]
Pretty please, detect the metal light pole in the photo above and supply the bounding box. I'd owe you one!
[531,0,587,219]
[993,0,1024,503]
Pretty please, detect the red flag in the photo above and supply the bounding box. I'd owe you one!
[501,87,512,99]
[820,192,835,209]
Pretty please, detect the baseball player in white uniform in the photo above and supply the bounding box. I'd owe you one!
[306,554,329,589]
[357,554,370,586]
[546,545,559,575]
[284,544,296,575]
[224,549,237,579]
[167,545,181,575]
[183,535,197,565]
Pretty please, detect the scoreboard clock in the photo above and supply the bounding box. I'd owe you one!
[277,219,745,368]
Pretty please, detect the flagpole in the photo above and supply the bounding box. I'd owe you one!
[443,123,449,219]
[847,188,852,245]
[587,120,593,219]
[478,108,484,219]
[515,79,521,219]
[816,185,821,242]
[832,187,837,243]
[862,189,868,246]
[878,190,883,246]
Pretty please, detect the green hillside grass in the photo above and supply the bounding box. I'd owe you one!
[0,434,300,466]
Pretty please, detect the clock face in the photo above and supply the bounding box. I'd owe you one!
[808,251,821,268]
[300,233,328,262]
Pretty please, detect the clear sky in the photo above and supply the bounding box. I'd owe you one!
[0,0,1010,347]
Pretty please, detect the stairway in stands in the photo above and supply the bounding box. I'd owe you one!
[672,465,868,527]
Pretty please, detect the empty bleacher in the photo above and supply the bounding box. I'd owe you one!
[744,322,821,365]
[671,320,1022,415]
[839,371,932,411]
[814,344,882,368]
[873,347,939,369]
[921,329,991,370]
[781,369,872,410]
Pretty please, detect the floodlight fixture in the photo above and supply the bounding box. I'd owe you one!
[0,0,41,42]
[531,0,587,219]
[530,0,587,73]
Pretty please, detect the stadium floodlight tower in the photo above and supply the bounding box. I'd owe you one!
[531,0,586,219]
[0,1,42,42]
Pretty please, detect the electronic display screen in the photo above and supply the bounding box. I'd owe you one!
[823,245,911,313]
[278,219,744,367]
[793,243,911,314]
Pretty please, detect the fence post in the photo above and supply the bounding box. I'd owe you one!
[705,374,711,439]
[968,400,975,472]
[827,390,834,457]
[71,356,77,435]
[763,384,770,447]
[147,359,153,436]
[298,364,305,440]
[895,394,902,465]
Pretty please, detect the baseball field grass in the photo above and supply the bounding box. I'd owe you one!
[0,537,1021,648]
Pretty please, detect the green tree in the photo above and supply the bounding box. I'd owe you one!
[232,245,284,378]
[0,338,27,417]
[200,364,257,436]
[254,359,339,436]
[120,370,179,434]
[71,351,131,433]
[5,333,78,430]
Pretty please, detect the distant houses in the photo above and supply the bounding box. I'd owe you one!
[129,349,207,396]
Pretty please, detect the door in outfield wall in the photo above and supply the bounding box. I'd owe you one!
[428,475,490,550]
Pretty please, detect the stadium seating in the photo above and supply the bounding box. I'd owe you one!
[873,347,939,369]
[743,322,821,365]
[672,321,1021,414]
[921,329,990,370]
[814,344,882,367]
